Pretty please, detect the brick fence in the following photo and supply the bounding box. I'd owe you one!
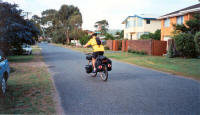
[126,40,152,55]
[106,40,113,50]
[106,40,122,51]
[107,39,167,56]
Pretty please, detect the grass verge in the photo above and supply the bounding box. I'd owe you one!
[58,45,200,80]
[0,45,56,114]
[105,52,200,80]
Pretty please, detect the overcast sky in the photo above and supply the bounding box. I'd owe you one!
[6,0,199,30]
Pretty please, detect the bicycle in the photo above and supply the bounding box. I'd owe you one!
[85,53,112,81]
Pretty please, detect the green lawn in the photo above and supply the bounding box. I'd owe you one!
[0,46,56,114]
[7,55,34,63]
[61,45,200,80]
[105,52,200,80]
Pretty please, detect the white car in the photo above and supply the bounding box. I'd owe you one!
[22,44,32,55]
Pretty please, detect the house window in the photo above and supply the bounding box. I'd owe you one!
[129,21,134,28]
[138,18,143,27]
[177,16,184,25]
[146,19,151,24]
[164,18,170,27]
[126,20,135,28]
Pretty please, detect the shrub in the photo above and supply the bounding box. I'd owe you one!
[194,32,200,55]
[104,46,110,50]
[79,35,90,46]
[128,49,147,55]
[174,33,196,57]
[69,43,75,46]
[140,29,161,40]
[105,33,114,40]
[52,31,66,44]
[140,33,154,39]
[128,49,132,53]
[167,43,175,58]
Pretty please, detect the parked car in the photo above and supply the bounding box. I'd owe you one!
[0,50,10,95]
[22,44,32,55]
[41,41,48,44]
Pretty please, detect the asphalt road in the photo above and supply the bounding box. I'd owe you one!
[40,43,200,115]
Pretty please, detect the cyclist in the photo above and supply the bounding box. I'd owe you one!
[84,33,104,73]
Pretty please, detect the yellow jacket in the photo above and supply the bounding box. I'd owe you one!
[86,38,104,52]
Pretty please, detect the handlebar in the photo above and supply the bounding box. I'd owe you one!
[85,53,93,55]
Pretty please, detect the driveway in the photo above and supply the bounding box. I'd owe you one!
[39,43,200,115]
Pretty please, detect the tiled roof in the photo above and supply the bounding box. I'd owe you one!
[160,3,200,17]
[122,14,159,24]
[137,14,159,19]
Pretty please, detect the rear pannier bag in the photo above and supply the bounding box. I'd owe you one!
[86,55,92,60]
[107,59,112,71]
[85,65,93,73]
[95,58,102,72]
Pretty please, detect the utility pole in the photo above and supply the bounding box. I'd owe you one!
[23,12,32,20]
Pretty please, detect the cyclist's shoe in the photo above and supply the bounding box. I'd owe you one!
[92,69,97,73]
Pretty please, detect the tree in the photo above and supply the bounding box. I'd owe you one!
[194,32,200,55]
[0,2,40,55]
[174,33,196,57]
[172,13,200,57]
[68,14,83,41]
[31,15,42,39]
[58,5,82,44]
[94,20,109,35]
[41,9,58,39]
[105,33,114,40]
[173,14,200,35]
[120,30,124,39]
[79,35,90,46]
[40,5,83,44]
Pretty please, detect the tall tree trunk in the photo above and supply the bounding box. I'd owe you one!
[66,31,70,45]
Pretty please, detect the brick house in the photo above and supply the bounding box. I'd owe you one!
[159,3,200,42]
[122,14,161,40]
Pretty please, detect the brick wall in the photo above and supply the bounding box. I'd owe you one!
[127,40,152,55]
[122,39,167,56]
[106,40,113,50]
[161,17,176,41]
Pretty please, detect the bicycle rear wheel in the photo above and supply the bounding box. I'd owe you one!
[100,66,108,81]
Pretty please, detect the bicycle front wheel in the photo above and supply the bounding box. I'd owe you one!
[100,66,108,81]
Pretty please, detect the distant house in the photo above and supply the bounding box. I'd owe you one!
[159,3,200,42]
[84,30,94,36]
[122,14,161,40]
